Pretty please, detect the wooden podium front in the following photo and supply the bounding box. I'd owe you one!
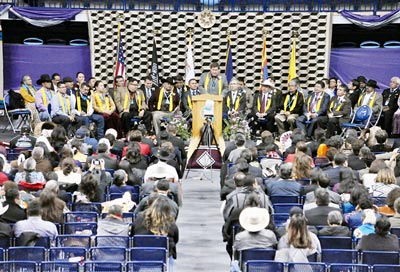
[187,94,225,164]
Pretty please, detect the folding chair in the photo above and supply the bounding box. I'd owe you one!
[321,249,357,264]
[14,236,52,248]
[319,236,353,249]
[273,203,303,214]
[95,236,130,247]
[0,261,37,271]
[49,247,87,261]
[7,246,46,263]
[0,237,12,248]
[270,195,299,204]
[72,202,102,214]
[240,248,276,266]
[126,261,165,272]
[84,261,123,271]
[41,261,80,272]
[90,247,127,262]
[390,227,400,236]
[64,222,98,235]
[65,212,99,223]
[132,235,169,250]
[272,213,290,227]
[372,264,400,272]
[287,262,327,272]
[56,235,92,248]
[3,93,32,133]
[341,105,373,135]
[246,260,284,272]
[0,248,4,261]
[362,251,399,265]
[330,263,369,272]
[130,247,167,264]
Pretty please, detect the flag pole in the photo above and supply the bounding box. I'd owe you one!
[151,29,160,87]
[259,29,269,91]
[287,30,298,89]
[114,13,124,80]
[185,28,195,85]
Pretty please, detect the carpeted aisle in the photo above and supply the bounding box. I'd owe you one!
[175,169,230,272]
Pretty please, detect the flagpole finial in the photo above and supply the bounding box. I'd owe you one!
[116,13,124,22]
[262,29,269,36]
[153,29,160,36]
[187,28,194,36]
[226,30,231,39]
[293,31,298,38]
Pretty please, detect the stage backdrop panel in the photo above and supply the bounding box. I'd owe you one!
[89,11,328,92]
[3,44,91,91]
[330,48,400,90]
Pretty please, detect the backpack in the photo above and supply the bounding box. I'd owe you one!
[8,89,25,110]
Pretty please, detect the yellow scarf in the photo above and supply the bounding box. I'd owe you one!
[187,95,192,110]
[95,92,111,111]
[157,88,174,112]
[257,93,272,113]
[204,73,223,95]
[284,91,298,112]
[307,93,323,112]
[40,88,53,106]
[227,92,240,111]
[357,91,377,108]
[124,92,142,111]
[329,97,344,112]
[77,94,89,113]
[58,93,70,114]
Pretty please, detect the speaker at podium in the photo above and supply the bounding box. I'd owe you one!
[186,94,225,170]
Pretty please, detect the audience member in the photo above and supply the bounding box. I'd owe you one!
[318,210,351,237]
[97,204,130,238]
[304,188,342,225]
[39,188,66,224]
[369,167,399,197]
[377,187,400,216]
[266,163,302,196]
[389,198,400,227]
[357,216,399,251]
[14,158,45,184]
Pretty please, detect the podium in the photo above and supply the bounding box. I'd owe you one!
[187,94,225,167]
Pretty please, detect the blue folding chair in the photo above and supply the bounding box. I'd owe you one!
[56,235,92,249]
[372,264,400,272]
[84,261,123,271]
[287,262,327,272]
[132,235,169,249]
[321,249,357,264]
[130,247,167,264]
[14,236,52,248]
[270,195,299,204]
[49,247,87,261]
[3,93,32,133]
[64,222,98,235]
[72,202,102,214]
[41,261,80,272]
[330,263,369,272]
[90,247,127,262]
[390,227,400,236]
[7,246,46,263]
[65,212,99,223]
[0,237,11,249]
[126,261,165,272]
[122,212,135,224]
[319,236,353,249]
[272,213,290,227]
[240,248,276,265]
[273,203,303,214]
[0,261,37,271]
[0,249,4,261]
[246,260,284,272]
[109,192,140,203]
[95,236,130,247]
[341,105,372,134]
[362,251,399,265]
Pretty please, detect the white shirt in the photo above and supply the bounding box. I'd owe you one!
[362,92,373,106]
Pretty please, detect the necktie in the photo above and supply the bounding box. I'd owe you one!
[147,89,151,99]
[192,90,196,96]
[261,94,266,113]
[310,94,319,112]
[232,93,236,106]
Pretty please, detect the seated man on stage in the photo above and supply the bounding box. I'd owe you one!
[355,79,383,124]
[50,81,85,132]
[223,78,246,118]
[35,74,54,122]
[148,77,180,135]
[296,80,330,140]
[181,78,202,118]
[317,84,352,138]
[75,82,105,139]
[198,61,229,96]
[274,79,304,135]
[248,78,276,134]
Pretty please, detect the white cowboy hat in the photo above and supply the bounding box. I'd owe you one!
[261,79,275,89]
[239,207,270,232]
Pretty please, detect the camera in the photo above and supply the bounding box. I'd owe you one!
[93,159,101,166]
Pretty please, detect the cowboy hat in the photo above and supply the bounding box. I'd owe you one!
[239,207,270,232]
[366,79,379,89]
[156,147,174,161]
[161,77,174,85]
[36,74,51,85]
[261,79,275,89]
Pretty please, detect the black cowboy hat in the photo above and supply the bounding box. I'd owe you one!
[366,79,379,89]
[36,74,51,85]
[156,147,174,161]
[161,77,174,85]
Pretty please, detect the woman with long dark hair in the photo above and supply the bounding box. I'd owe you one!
[40,188,66,224]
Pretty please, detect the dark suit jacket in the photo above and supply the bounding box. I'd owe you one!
[328,95,352,123]
[278,91,304,115]
[303,92,330,116]
[148,88,180,112]
[223,90,246,113]
[382,87,400,111]
[180,89,201,114]
[0,201,27,224]
[304,205,342,226]
[347,154,366,171]
[323,166,343,187]
[252,91,276,115]
[348,89,361,108]
[87,153,118,170]
[140,85,159,106]
[168,134,187,160]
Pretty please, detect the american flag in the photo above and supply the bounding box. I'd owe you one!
[115,33,126,80]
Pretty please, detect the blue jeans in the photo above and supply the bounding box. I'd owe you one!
[83,114,105,139]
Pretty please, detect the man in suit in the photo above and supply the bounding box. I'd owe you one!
[223,78,246,117]
[140,76,157,106]
[248,78,276,134]
[304,172,341,206]
[347,139,367,171]
[50,73,61,92]
[166,123,187,174]
[180,78,202,116]
[317,84,352,138]
[148,77,180,135]
[274,79,304,135]
[357,76,367,94]
[323,153,347,188]
[35,74,54,122]
[348,79,361,108]
[296,80,330,140]
[198,61,229,96]
[304,188,343,226]
[355,79,383,125]
[380,76,400,136]
[86,142,118,170]
[109,75,125,102]
[174,75,188,101]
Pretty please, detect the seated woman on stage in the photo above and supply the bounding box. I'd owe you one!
[92,81,122,139]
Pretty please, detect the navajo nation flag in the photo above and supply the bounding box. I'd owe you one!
[115,32,126,80]
[225,36,233,83]
[259,34,268,88]
[151,38,159,87]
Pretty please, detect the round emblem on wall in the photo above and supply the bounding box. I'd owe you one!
[197,10,216,29]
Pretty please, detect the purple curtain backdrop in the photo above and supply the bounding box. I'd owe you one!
[340,9,400,23]
[11,7,81,20]
[329,48,400,91]
[3,44,91,91]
